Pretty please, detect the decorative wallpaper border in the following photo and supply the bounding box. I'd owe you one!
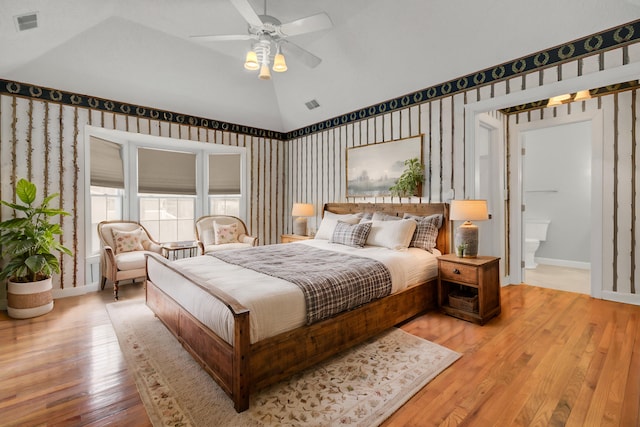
[1,19,638,141]
[285,19,640,139]
[0,79,285,140]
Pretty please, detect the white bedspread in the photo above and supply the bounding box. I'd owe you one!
[146,240,439,344]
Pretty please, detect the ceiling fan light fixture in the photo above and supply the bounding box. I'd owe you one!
[273,52,287,72]
[259,63,271,80]
[244,50,259,70]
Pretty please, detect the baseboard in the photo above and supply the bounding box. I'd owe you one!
[601,291,640,306]
[1,284,100,312]
[52,283,101,299]
[536,257,591,270]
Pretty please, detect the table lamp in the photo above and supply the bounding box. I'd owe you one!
[449,199,489,258]
[292,203,315,236]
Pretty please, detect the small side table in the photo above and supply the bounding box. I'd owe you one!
[437,253,501,325]
[161,241,199,261]
[281,234,313,244]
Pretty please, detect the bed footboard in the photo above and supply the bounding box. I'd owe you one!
[145,252,252,412]
[146,276,436,413]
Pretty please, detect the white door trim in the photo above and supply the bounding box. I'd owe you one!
[510,110,603,297]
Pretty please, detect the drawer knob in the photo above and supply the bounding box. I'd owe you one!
[453,268,460,274]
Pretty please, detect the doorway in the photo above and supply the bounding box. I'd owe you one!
[520,121,592,295]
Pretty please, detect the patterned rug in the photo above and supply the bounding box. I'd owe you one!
[106,299,460,427]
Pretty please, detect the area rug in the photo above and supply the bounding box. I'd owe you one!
[106,299,460,427]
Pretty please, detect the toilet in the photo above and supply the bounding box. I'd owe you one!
[525,220,550,269]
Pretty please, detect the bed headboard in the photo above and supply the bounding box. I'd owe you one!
[323,202,450,254]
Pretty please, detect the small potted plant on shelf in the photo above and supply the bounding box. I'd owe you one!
[456,243,468,257]
[389,157,425,198]
[0,178,72,319]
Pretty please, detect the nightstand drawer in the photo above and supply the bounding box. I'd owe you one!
[439,260,477,284]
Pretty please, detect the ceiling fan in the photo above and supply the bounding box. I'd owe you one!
[191,0,333,79]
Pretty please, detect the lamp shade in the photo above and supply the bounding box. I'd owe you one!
[292,203,314,217]
[273,53,287,72]
[449,199,489,221]
[244,51,259,70]
[258,63,271,80]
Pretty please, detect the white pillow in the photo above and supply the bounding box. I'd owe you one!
[365,219,417,250]
[314,211,361,240]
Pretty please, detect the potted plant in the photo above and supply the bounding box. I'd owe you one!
[456,243,468,257]
[0,179,72,319]
[389,157,425,198]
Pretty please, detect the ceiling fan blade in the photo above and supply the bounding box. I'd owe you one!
[281,40,322,68]
[229,0,263,27]
[280,12,332,37]
[190,34,256,42]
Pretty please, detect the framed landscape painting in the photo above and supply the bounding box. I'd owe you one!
[347,135,423,197]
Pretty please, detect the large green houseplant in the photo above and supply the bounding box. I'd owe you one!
[0,179,72,318]
[389,157,425,198]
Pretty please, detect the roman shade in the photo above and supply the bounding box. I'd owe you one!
[209,153,241,195]
[90,136,124,188]
[138,148,196,195]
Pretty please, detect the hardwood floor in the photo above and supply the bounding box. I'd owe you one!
[0,283,151,427]
[1,284,638,426]
[390,285,640,427]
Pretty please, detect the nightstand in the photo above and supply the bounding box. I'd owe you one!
[437,254,501,325]
[281,234,313,244]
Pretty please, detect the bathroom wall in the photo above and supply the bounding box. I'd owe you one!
[522,121,592,264]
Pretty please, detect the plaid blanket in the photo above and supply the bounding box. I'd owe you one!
[211,244,392,325]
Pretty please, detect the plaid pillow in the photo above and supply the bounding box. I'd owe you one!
[330,221,372,248]
[403,213,443,252]
[403,213,443,228]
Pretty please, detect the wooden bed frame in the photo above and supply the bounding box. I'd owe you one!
[145,202,450,412]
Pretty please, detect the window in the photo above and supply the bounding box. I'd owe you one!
[139,196,195,242]
[209,153,241,216]
[86,131,247,259]
[90,186,123,254]
[138,147,197,242]
[89,137,124,254]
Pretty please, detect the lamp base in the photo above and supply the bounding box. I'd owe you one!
[454,221,479,258]
[293,217,307,236]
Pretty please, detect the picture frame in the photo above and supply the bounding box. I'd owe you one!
[346,135,423,197]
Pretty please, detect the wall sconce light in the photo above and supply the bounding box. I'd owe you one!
[547,90,592,107]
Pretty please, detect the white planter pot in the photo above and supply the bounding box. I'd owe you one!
[7,277,54,319]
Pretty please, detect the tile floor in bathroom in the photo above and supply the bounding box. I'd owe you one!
[523,263,591,295]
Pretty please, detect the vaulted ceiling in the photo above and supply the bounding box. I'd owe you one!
[1,0,639,132]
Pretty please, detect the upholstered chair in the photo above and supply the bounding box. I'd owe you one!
[97,220,163,299]
[195,215,258,254]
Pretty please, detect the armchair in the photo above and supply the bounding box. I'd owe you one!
[97,220,163,299]
[195,215,258,254]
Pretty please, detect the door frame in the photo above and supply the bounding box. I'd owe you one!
[463,61,640,286]
[511,110,603,297]
[470,113,506,267]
